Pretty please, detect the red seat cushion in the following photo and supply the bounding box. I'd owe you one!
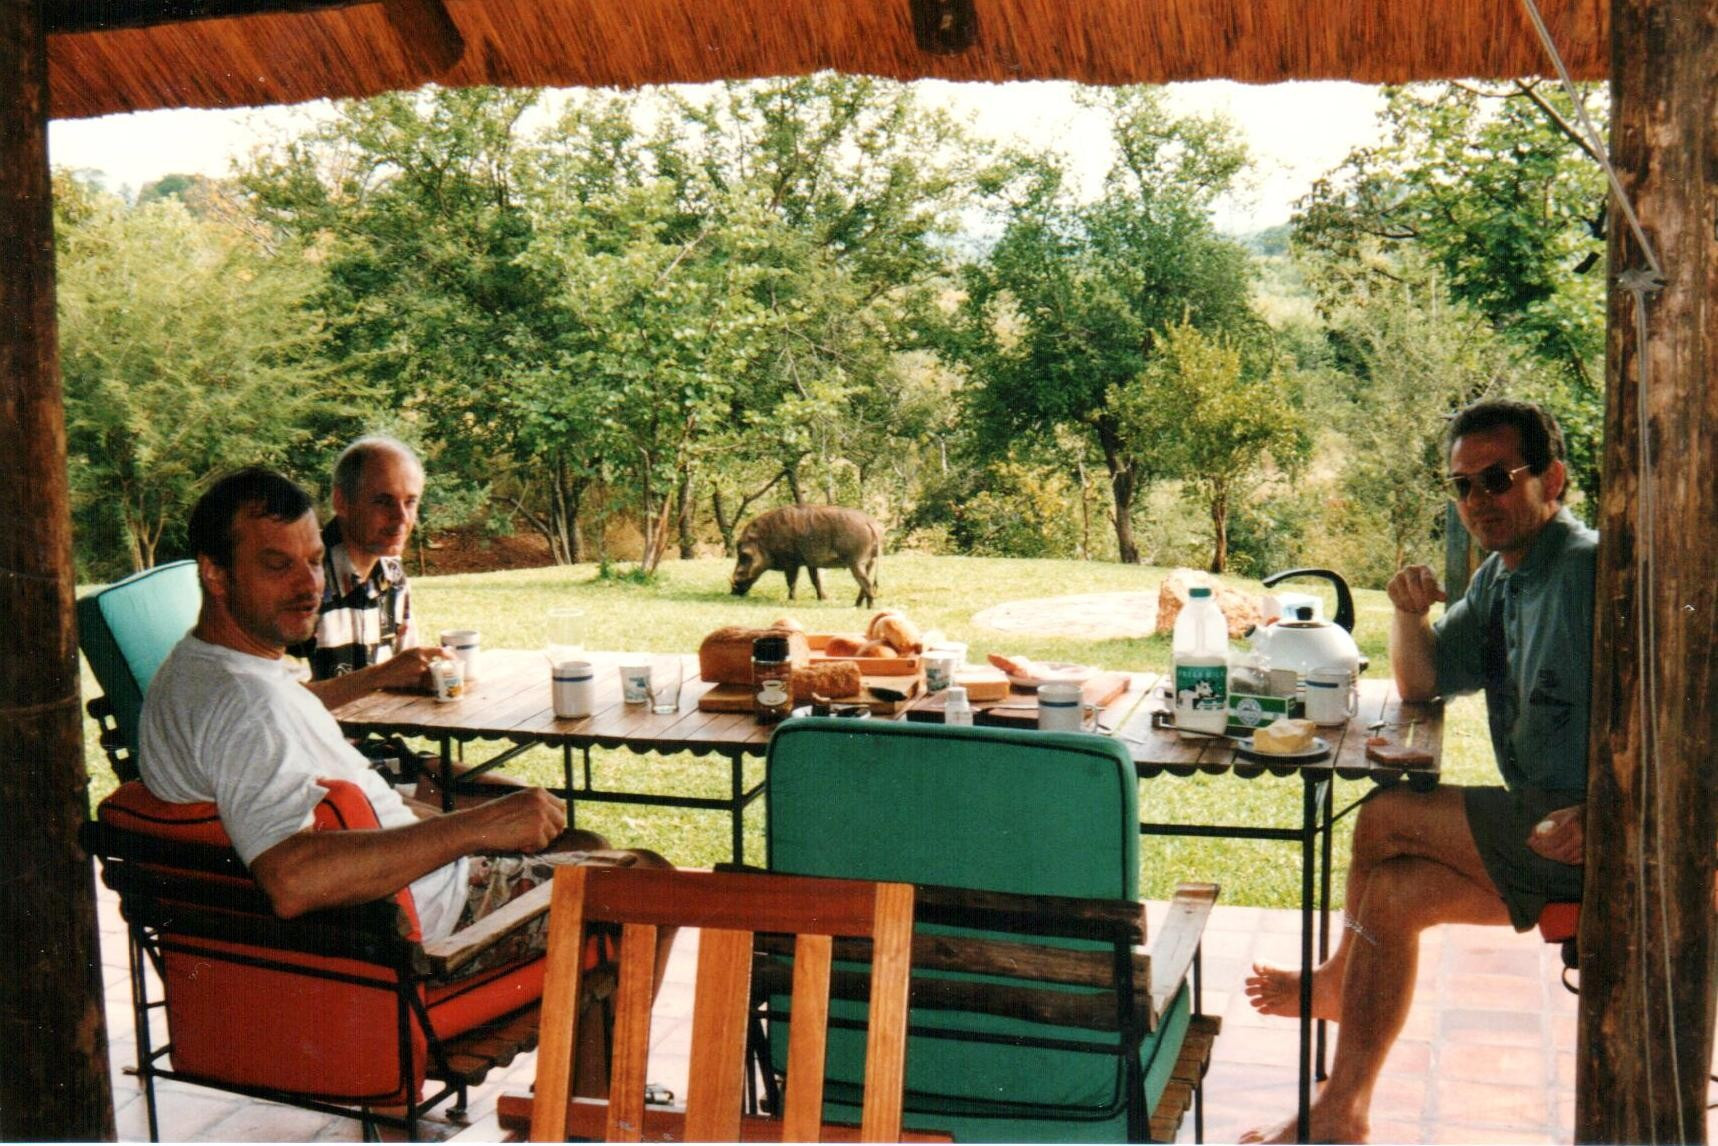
[1538,900,1580,943]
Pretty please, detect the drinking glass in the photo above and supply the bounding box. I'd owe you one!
[648,655,684,715]
[545,607,586,666]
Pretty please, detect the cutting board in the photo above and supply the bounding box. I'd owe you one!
[905,672,1131,728]
[698,674,924,716]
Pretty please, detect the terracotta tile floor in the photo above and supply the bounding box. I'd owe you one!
[98,886,1710,1143]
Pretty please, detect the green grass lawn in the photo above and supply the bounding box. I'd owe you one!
[81,553,1494,909]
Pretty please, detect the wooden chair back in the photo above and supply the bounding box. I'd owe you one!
[520,866,916,1143]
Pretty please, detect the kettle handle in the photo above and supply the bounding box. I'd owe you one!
[1261,567,1356,633]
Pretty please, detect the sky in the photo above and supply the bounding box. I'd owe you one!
[47,79,1384,234]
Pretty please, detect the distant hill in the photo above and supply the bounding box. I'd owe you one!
[1232,223,1292,257]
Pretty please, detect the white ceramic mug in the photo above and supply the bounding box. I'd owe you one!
[619,660,651,705]
[1038,682,1085,732]
[439,628,481,683]
[1305,667,1358,726]
[552,659,594,719]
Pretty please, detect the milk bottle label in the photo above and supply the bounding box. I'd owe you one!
[1174,661,1228,731]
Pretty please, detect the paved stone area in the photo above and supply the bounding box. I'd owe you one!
[98,876,1700,1144]
[972,590,1162,639]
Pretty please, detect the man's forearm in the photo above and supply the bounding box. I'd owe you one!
[304,663,392,711]
[249,813,480,918]
[247,787,566,919]
[1390,610,1440,701]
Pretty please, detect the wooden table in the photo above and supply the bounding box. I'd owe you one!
[1106,674,1443,1143]
[332,649,776,862]
[335,652,1440,1144]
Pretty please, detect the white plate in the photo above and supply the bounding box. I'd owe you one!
[1238,735,1331,762]
[1004,662,1095,690]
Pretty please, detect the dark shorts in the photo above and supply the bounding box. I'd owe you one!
[1464,786,1585,931]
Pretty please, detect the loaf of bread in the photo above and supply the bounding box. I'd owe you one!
[791,660,864,703]
[697,627,810,685]
[1253,717,1317,755]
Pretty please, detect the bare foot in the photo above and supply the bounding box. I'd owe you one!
[1245,960,1342,1021]
[1238,1099,1369,1144]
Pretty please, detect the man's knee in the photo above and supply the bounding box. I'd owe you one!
[1352,787,1460,864]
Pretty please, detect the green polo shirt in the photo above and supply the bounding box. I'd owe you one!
[1433,507,1598,792]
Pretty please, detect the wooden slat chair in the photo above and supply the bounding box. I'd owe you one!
[498,866,933,1143]
[77,559,199,780]
[761,718,1222,1143]
[83,778,556,1141]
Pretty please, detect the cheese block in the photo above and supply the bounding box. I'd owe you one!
[697,627,810,685]
[1253,717,1317,755]
[952,665,1010,703]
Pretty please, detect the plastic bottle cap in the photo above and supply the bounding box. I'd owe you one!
[946,686,970,707]
[1189,586,1212,599]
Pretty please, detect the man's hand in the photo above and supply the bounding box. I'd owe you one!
[1387,565,1449,616]
[373,645,449,692]
[1527,804,1584,865]
[464,788,569,854]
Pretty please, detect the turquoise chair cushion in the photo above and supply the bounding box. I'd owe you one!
[765,718,1162,1141]
[77,560,200,768]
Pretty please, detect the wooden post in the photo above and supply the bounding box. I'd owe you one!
[0,0,116,1137]
[1578,0,1718,1139]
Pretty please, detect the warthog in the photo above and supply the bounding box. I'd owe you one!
[729,506,883,608]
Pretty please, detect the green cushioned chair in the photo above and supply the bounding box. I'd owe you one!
[77,559,200,780]
[763,717,1217,1142]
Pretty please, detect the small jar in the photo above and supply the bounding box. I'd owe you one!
[943,685,973,727]
[752,635,794,725]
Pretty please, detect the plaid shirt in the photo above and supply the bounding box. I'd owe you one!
[288,518,416,680]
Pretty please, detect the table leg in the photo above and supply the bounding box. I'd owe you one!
[1317,775,1335,1083]
[439,734,455,813]
[1298,774,1316,1144]
[728,751,746,865]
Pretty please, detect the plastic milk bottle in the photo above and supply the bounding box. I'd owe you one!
[1173,586,1230,735]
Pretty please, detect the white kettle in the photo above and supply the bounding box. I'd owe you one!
[1248,568,1367,679]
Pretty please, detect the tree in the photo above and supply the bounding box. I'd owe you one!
[953,87,1261,563]
[1110,321,1309,573]
[240,87,562,540]
[1293,81,1608,502]
[55,177,327,575]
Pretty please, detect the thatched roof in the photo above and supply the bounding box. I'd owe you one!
[48,0,1608,121]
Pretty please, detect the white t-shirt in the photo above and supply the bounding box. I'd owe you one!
[138,635,467,940]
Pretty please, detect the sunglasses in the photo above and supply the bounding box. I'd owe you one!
[1445,462,1533,501]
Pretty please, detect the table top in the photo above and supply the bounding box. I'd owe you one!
[332,648,1441,781]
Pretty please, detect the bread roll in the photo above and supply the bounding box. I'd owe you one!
[869,612,922,654]
[697,626,810,685]
[771,616,805,633]
[857,639,899,658]
[791,660,864,703]
[822,634,868,657]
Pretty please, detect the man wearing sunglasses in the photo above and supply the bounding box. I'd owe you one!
[1242,398,1595,1145]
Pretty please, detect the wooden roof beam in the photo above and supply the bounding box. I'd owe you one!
[43,0,361,36]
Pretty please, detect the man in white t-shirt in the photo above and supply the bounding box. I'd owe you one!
[138,468,673,970]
